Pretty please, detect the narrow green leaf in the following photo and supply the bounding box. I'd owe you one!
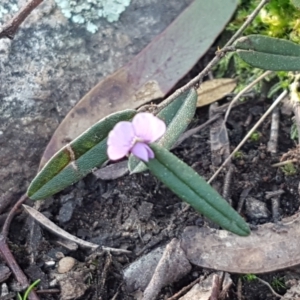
[128,88,197,173]
[23,279,41,300]
[27,110,136,200]
[146,144,250,236]
[234,35,300,71]
[235,35,300,56]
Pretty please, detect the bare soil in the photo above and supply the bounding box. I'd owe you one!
[6,88,300,300]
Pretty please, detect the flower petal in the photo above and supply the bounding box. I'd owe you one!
[107,121,135,160]
[131,142,154,162]
[132,112,166,143]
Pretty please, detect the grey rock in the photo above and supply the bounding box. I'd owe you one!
[0,0,192,194]
[123,245,165,292]
[57,256,76,274]
[245,197,271,220]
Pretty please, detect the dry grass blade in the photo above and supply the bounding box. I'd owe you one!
[224,70,272,123]
[209,89,288,183]
[23,205,131,254]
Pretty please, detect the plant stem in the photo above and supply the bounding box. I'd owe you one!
[209,89,288,184]
[157,0,270,112]
[0,194,39,300]
[0,0,43,39]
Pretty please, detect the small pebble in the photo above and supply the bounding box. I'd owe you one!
[57,257,76,274]
[245,197,270,220]
[45,261,56,268]
[55,251,65,259]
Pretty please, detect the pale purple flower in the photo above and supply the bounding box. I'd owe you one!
[107,112,166,162]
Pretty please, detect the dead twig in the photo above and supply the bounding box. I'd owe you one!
[237,277,243,300]
[267,107,280,153]
[0,0,43,39]
[2,194,28,239]
[209,89,288,183]
[272,159,297,167]
[267,190,284,223]
[166,276,202,300]
[36,289,60,295]
[23,205,131,254]
[209,103,230,167]
[271,196,280,223]
[224,71,272,123]
[222,164,235,205]
[0,194,39,300]
[210,274,221,300]
[256,277,283,299]
[171,114,221,149]
[265,190,285,199]
[237,188,252,214]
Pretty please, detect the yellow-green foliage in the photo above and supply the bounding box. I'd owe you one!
[234,151,244,159]
[249,131,261,142]
[261,0,300,42]
[230,0,300,42]
[281,162,297,175]
[242,274,257,282]
[215,0,297,91]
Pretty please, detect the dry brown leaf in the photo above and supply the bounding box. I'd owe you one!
[197,78,236,107]
[181,212,300,274]
[39,0,238,168]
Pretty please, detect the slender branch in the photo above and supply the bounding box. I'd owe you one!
[208,89,288,184]
[272,159,297,167]
[2,194,28,239]
[0,0,43,39]
[224,70,272,122]
[256,277,283,299]
[210,274,221,300]
[225,0,270,46]
[267,107,280,153]
[0,194,39,300]
[0,234,39,300]
[166,276,202,300]
[156,0,270,112]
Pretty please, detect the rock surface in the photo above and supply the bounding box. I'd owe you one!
[0,0,191,194]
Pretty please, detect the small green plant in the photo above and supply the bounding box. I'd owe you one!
[281,162,297,175]
[234,151,244,159]
[216,0,299,95]
[290,122,299,140]
[249,131,261,142]
[271,276,286,291]
[17,279,40,300]
[228,0,300,42]
[242,273,257,282]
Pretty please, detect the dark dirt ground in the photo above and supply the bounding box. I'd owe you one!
[2,9,300,300]
[5,78,300,300]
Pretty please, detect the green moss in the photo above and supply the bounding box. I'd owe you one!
[249,131,261,142]
[214,0,298,95]
[281,162,297,175]
[228,0,300,42]
[271,276,286,291]
[234,151,244,159]
[242,274,257,282]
